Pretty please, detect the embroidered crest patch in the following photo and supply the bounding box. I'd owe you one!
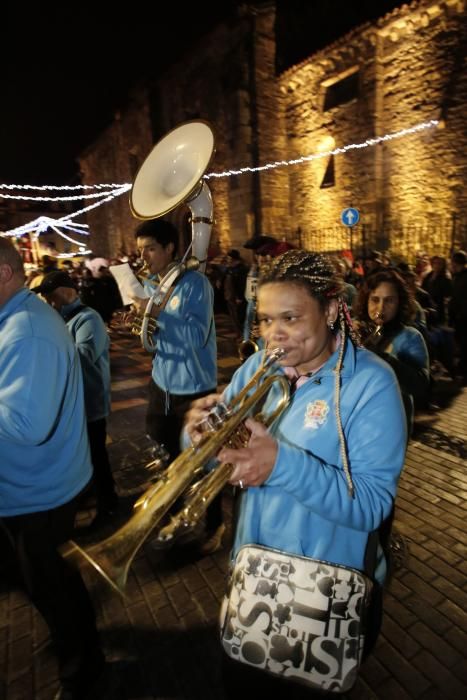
[304,399,329,429]
[169,295,180,310]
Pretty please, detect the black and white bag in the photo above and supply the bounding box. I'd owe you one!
[220,544,373,694]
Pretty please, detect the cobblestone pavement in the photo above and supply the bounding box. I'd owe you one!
[1,315,466,700]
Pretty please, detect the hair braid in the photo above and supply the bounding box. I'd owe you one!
[260,250,356,497]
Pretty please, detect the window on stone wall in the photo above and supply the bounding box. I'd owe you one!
[323,69,359,111]
[320,155,335,188]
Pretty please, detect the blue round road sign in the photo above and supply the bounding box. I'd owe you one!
[341,208,360,227]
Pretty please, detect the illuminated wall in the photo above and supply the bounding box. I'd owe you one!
[277,0,467,259]
[79,0,467,262]
[79,90,153,257]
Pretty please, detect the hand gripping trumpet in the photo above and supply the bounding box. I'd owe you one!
[62,348,289,597]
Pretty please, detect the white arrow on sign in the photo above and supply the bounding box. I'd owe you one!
[345,210,356,225]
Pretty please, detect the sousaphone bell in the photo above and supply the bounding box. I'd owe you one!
[129,120,215,351]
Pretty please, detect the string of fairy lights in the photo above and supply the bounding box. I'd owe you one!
[1,119,439,257]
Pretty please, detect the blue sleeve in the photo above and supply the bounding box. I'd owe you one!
[73,311,108,362]
[0,338,71,445]
[265,370,406,532]
[73,315,99,362]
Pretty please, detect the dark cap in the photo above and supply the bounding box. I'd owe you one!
[243,234,277,250]
[257,240,296,257]
[33,271,77,295]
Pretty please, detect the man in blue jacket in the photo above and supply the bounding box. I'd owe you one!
[133,219,222,551]
[34,270,118,528]
[0,238,106,699]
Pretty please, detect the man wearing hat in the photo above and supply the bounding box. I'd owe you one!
[0,239,107,698]
[34,270,118,528]
[223,250,248,338]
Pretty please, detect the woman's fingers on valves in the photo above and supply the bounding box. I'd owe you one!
[185,393,223,442]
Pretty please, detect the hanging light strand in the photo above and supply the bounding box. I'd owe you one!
[0,183,127,191]
[0,119,439,199]
[204,119,439,179]
[0,189,125,202]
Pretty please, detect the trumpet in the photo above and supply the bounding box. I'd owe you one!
[369,311,384,341]
[357,312,384,348]
[238,265,260,361]
[238,330,260,362]
[63,348,289,597]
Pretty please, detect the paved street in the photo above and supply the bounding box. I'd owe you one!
[1,314,466,700]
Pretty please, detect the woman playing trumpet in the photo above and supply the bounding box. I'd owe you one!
[185,250,407,697]
[353,268,430,435]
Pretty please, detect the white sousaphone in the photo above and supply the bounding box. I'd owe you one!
[130,120,215,352]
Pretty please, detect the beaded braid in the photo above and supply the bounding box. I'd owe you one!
[259,250,358,497]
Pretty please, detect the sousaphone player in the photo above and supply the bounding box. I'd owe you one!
[128,121,224,551]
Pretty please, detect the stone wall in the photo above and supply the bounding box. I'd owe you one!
[78,0,467,262]
[280,0,467,259]
[153,3,283,254]
[79,89,153,257]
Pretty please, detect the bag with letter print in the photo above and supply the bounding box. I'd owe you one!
[219,544,373,693]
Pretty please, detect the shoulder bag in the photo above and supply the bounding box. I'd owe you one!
[220,544,373,694]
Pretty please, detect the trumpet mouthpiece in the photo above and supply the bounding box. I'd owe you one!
[264,347,286,367]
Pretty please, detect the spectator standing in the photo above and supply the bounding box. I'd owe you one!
[223,249,248,338]
[80,264,123,325]
[422,256,452,324]
[449,250,467,381]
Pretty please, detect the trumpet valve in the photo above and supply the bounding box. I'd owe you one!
[146,318,158,334]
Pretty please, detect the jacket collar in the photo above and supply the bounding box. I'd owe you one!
[301,335,357,380]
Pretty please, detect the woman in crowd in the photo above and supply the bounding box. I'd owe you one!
[185,250,406,697]
[353,268,430,434]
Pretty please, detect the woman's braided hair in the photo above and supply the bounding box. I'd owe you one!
[259,250,359,497]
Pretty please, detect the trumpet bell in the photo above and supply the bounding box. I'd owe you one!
[130,120,215,220]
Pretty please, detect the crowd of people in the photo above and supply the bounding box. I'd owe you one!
[1,229,466,698]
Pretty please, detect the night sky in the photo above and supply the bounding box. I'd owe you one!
[2,1,406,186]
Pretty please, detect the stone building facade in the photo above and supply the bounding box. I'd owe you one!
[280,0,467,260]
[79,0,467,262]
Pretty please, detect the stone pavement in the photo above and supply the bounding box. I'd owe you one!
[1,315,466,700]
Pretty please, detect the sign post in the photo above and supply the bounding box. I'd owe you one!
[340,208,360,253]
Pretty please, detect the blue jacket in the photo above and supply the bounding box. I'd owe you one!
[0,288,92,516]
[61,298,111,422]
[143,270,217,395]
[222,338,407,584]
